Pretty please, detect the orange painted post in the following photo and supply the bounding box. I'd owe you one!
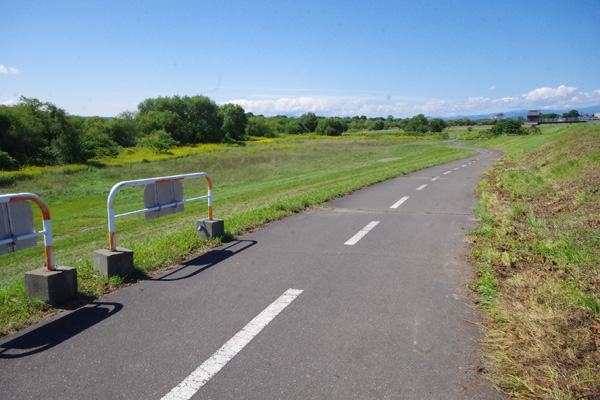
[1,193,55,271]
[205,175,213,221]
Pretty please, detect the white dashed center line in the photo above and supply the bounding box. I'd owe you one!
[344,221,380,245]
[390,196,409,209]
[431,176,440,181]
[161,289,304,400]
[416,184,427,191]
[443,171,452,175]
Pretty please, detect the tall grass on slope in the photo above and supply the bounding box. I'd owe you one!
[470,124,600,399]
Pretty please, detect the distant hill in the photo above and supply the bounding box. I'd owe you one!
[439,105,600,121]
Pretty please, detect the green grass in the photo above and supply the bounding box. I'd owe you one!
[1,135,476,334]
[469,123,600,399]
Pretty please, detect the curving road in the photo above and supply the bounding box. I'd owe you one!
[0,147,506,399]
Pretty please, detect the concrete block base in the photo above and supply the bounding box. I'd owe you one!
[25,266,78,306]
[196,218,225,239]
[93,247,134,277]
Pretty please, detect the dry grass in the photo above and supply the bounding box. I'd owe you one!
[470,125,600,399]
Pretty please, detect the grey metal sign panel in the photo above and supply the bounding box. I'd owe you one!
[143,180,184,220]
[0,200,37,255]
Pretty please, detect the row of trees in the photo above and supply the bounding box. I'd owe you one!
[0,95,453,170]
[0,96,251,169]
[0,94,543,170]
[540,109,581,119]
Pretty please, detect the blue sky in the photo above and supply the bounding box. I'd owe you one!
[1,0,599,118]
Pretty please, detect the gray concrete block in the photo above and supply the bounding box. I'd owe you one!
[93,247,134,277]
[196,218,225,239]
[25,266,78,306]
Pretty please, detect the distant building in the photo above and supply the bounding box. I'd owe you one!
[527,110,540,124]
[491,113,504,120]
[594,112,600,119]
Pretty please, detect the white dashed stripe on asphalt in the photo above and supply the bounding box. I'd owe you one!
[344,221,380,245]
[390,196,409,209]
[161,289,304,400]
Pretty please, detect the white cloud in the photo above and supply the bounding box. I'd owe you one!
[522,85,577,101]
[0,64,20,75]
[225,86,600,117]
[0,99,19,106]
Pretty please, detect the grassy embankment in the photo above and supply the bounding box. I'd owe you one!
[469,123,600,399]
[0,135,476,335]
[447,124,494,139]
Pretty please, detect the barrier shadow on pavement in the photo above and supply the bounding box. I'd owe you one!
[0,302,122,359]
[152,239,257,282]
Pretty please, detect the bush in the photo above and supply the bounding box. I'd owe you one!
[0,173,17,187]
[0,150,19,170]
[315,118,346,136]
[370,120,385,131]
[138,130,179,153]
[285,120,307,135]
[490,119,525,136]
[246,116,277,138]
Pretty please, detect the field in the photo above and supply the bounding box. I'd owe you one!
[447,124,494,139]
[3,125,598,399]
[0,135,476,334]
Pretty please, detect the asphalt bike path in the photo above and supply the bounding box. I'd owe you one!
[0,147,506,399]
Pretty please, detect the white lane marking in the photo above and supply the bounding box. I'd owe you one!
[461,164,467,167]
[344,221,380,245]
[431,176,440,181]
[161,289,304,400]
[443,171,452,175]
[416,184,427,191]
[390,196,410,209]
[453,167,459,170]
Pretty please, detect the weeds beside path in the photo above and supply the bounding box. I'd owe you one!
[470,124,600,399]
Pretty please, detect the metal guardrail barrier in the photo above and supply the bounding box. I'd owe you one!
[539,117,596,123]
[0,193,55,270]
[106,172,213,252]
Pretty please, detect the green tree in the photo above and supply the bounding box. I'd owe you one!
[186,95,224,143]
[246,116,277,137]
[562,109,580,118]
[490,119,525,136]
[370,120,385,130]
[540,112,559,119]
[285,120,306,135]
[221,103,248,141]
[405,114,429,133]
[18,97,88,165]
[137,95,224,144]
[299,112,318,132]
[0,150,19,170]
[315,118,346,136]
[137,110,184,141]
[138,130,179,153]
[55,116,92,163]
[108,112,139,147]
[428,118,447,133]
